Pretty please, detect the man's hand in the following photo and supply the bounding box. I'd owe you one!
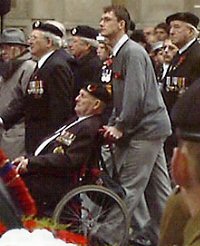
[101,125,123,141]
[13,156,28,174]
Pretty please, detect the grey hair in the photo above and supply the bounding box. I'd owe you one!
[186,23,200,38]
[42,31,63,48]
[44,20,66,48]
[80,37,99,48]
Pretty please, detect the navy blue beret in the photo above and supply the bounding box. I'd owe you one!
[32,21,63,37]
[166,12,199,28]
[71,25,98,40]
[83,83,111,104]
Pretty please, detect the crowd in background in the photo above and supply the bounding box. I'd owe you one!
[0,4,200,246]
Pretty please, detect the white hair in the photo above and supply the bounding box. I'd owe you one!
[42,31,63,48]
[80,37,99,48]
[186,23,200,38]
[44,20,66,47]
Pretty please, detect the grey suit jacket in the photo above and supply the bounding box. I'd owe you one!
[109,39,171,141]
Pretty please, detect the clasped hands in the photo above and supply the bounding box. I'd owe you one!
[12,156,29,174]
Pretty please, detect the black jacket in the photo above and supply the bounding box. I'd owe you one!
[1,49,74,154]
[22,115,103,216]
[162,40,200,113]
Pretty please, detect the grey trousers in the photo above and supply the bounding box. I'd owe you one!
[99,138,172,244]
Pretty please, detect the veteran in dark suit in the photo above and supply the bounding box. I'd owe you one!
[162,12,200,164]
[14,83,111,217]
[162,12,200,113]
[0,21,74,154]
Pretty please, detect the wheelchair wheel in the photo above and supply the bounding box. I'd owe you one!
[53,184,129,246]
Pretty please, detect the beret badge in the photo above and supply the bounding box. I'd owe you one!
[34,21,41,28]
[71,28,77,35]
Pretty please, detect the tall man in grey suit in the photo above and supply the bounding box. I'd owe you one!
[100,5,172,245]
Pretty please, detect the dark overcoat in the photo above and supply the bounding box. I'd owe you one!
[1,49,74,154]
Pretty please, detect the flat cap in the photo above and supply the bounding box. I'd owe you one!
[166,12,199,28]
[83,83,111,104]
[71,25,98,40]
[171,79,200,141]
[32,20,63,37]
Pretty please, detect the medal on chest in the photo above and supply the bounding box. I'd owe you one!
[27,77,45,98]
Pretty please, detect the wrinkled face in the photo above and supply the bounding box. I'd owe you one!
[169,20,192,48]
[28,30,50,58]
[163,39,178,64]
[155,28,168,41]
[75,89,98,117]
[100,11,121,39]
[96,43,110,61]
[0,44,26,62]
[69,36,89,58]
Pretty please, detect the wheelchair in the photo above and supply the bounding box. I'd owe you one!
[52,160,130,245]
[0,144,130,246]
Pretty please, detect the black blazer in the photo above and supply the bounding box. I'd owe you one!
[162,40,200,112]
[22,115,103,215]
[2,49,74,154]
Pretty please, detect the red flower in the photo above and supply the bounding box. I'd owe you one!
[23,219,38,231]
[174,55,186,70]
[0,222,7,235]
[114,72,122,79]
[56,230,88,245]
[105,58,113,67]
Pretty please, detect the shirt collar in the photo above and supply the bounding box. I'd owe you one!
[179,38,196,54]
[112,34,129,56]
[77,115,93,122]
[38,50,55,68]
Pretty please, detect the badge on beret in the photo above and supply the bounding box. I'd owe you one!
[34,21,41,28]
[71,28,77,35]
[56,130,76,146]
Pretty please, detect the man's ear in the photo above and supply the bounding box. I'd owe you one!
[171,147,190,187]
[93,99,101,110]
[46,37,53,48]
[119,20,126,31]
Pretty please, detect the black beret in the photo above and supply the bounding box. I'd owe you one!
[32,21,63,37]
[166,12,199,28]
[171,79,200,141]
[71,25,98,40]
[83,83,111,104]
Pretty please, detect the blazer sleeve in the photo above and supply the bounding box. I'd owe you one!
[27,124,98,175]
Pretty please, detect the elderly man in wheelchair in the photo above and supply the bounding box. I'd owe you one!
[11,83,111,216]
[0,83,129,245]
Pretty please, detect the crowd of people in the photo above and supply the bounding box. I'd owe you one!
[0,4,200,246]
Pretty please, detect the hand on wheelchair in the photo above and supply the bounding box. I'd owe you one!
[12,156,28,174]
[99,125,123,143]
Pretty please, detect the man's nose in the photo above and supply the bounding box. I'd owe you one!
[75,94,80,102]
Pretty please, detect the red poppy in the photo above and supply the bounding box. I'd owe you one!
[105,58,113,67]
[23,219,38,231]
[114,72,122,79]
[56,230,88,245]
[0,222,7,235]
